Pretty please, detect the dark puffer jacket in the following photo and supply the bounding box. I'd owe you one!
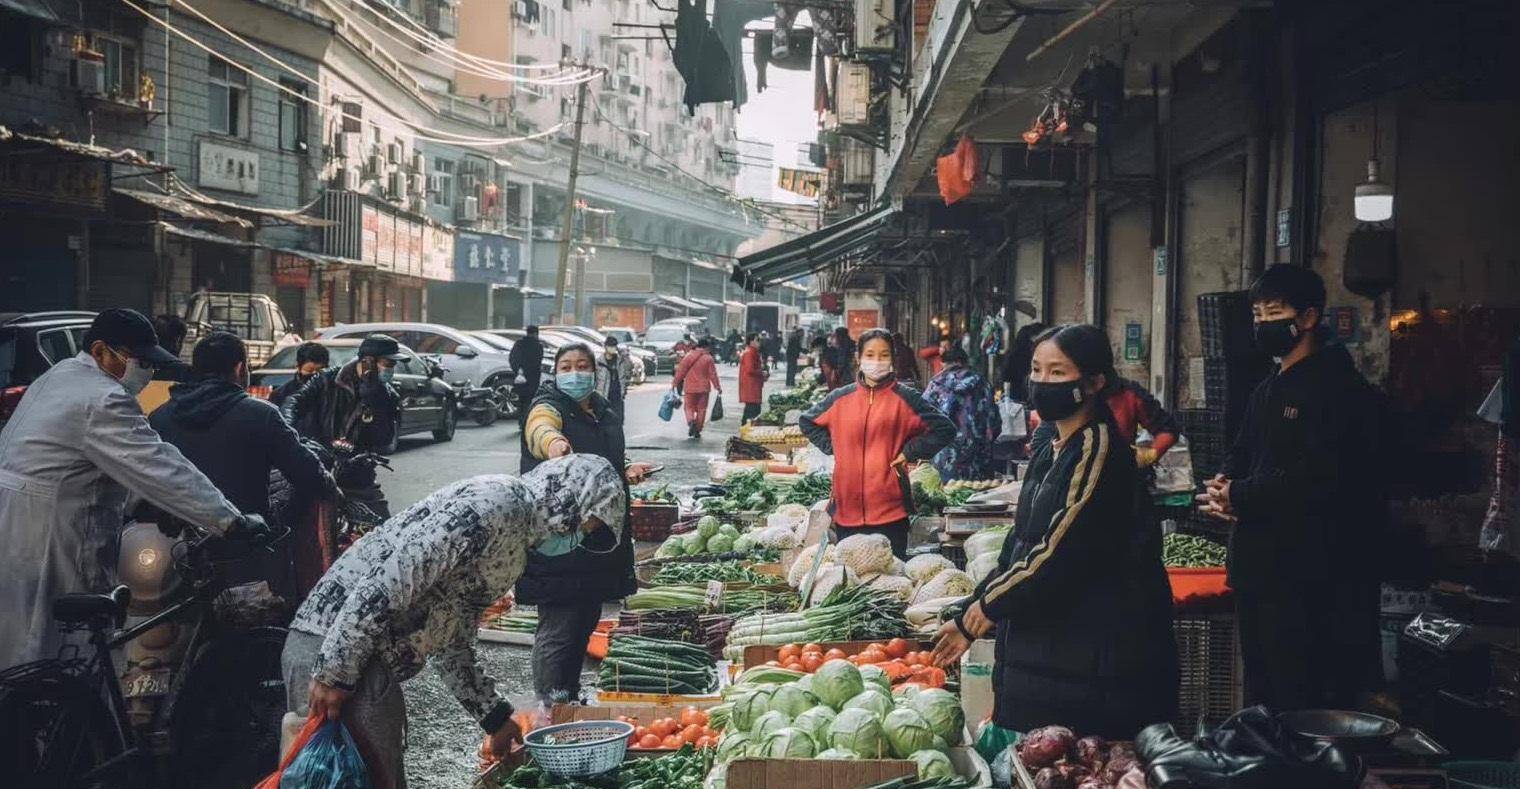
[514,383,633,605]
[280,359,399,452]
[972,417,1177,738]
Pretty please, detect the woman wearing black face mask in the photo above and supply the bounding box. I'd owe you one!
[930,324,1177,738]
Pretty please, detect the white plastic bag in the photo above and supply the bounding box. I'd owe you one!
[997,399,1027,441]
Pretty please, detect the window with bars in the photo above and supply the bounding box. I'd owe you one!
[208,56,249,137]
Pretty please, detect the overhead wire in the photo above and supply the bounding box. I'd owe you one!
[345,0,583,74]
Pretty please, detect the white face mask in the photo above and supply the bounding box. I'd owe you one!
[859,359,893,382]
[109,348,154,395]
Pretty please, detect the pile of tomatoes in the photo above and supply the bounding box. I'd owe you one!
[620,706,721,750]
[763,638,949,689]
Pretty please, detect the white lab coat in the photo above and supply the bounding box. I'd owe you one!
[0,353,240,669]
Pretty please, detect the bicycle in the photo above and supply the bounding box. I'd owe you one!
[0,523,291,789]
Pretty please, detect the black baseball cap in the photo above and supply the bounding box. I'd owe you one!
[357,333,406,360]
[83,308,180,368]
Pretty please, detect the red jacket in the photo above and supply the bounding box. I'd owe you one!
[800,377,956,527]
[673,349,721,394]
[738,347,765,404]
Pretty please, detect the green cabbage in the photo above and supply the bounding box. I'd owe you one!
[841,688,894,719]
[731,687,775,732]
[718,523,741,539]
[911,749,955,780]
[792,673,814,697]
[656,536,684,558]
[683,531,707,553]
[858,663,890,691]
[697,515,721,538]
[894,685,922,705]
[816,748,859,760]
[792,706,837,748]
[883,708,937,759]
[732,533,756,554]
[769,684,816,717]
[828,708,889,758]
[715,732,751,764]
[908,688,965,745]
[706,533,736,554]
[931,734,949,752]
[759,727,816,759]
[750,710,792,739]
[812,659,864,710]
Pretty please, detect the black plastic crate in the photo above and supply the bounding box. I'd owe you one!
[1172,612,1244,737]
[1198,291,1257,359]
[1177,408,1226,448]
[1203,357,1272,413]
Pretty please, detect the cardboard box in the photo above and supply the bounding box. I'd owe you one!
[727,746,989,789]
[959,639,997,732]
[594,689,726,706]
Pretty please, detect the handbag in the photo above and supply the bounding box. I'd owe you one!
[658,389,679,422]
[710,394,725,421]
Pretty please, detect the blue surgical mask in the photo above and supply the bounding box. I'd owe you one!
[377,366,395,384]
[556,370,595,400]
[534,529,584,557]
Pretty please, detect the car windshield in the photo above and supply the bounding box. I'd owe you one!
[644,326,686,343]
[262,344,360,370]
[604,330,634,343]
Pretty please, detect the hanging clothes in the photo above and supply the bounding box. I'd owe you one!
[712,0,773,110]
[674,0,737,112]
[936,135,979,205]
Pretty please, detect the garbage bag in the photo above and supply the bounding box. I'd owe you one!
[710,395,725,422]
[659,389,680,422]
[270,717,372,789]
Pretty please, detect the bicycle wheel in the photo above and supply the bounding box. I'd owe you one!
[168,627,288,789]
[0,661,135,789]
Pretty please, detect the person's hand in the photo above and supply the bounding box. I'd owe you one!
[547,438,573,458]
[931,620,972,668]
[1195,474,1237,522]
[1134,446,1159,468]
[960,601,994,638]
[307,679,352,721]
[625,462,654,484]
[229,512,276,543]
[890,453,908,468]
[487,716,525,761]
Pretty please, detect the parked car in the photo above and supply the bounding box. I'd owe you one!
[470,330,555,376]
[182,292,299,368]
[249,338,458,443]
[315,322,515,392]
[540,325,650,382]
[639,323,691,373]
[0,310,96,429]
[649,316,710,338]
[598,326,638,345]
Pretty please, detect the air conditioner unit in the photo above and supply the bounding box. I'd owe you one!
[387,171,406,201]
[387,143,402,164]
[854,0,896,52]
[408,195,427,213]
[72,54,106,95]
[335,131,356,158]
[837,62,871,126]
[367,150,384,176]
[458,195,479,222]
[411,152,426,174]
[333,166,360,191]
[409,173,426,195]
[841,142,874,185]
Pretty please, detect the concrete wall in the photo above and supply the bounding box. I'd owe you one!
[1049,247,1084,325]
[1175,155,1247,406]
[1013,235,1045,327]
[1103,201,1155,382]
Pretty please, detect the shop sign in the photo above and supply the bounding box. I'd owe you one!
[453,230,523,286]
[1276,209,1292,248]
[273,253,311,288]
[198,141,259,195]
[1153,246,1168,276]
[361,204,425,275]
[0,156,108,211]
[422,224,454,282]
[846,308,879,339]
[1123,321,1144,361]
[593,303,646,332]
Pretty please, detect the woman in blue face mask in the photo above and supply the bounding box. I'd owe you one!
[516,343,652,703]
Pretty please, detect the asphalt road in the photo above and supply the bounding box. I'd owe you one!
[382,361,791,788]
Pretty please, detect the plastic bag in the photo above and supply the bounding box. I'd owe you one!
[710,395,725,422]
[268,717,372,789]
[997,399,1027,441]
[658,389,679,422]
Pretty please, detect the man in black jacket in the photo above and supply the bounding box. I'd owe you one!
[150,331,328,598]
[1198,265,1386,711]
[785,327,804,387]
[270,341,330,408]
[281,334,402,518]
[509,325,545,421]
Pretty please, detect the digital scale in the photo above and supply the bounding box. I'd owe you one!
[940,503,1016,536]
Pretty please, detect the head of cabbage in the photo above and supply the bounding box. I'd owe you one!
[911,749,956,780]
[811,659,864,710]
[730,686,776,732]
[828,707,889,758]
[715,732,751,764]
[883,708,938,759]
[815,748,859,760]
[759,727,816,759]
[907,687,965,745]
[841,688,894,719]
[768,683,816,717]
[697,515,721,538]
[792,705,837,748]
[857,663,890,691]
[750,709,792,739]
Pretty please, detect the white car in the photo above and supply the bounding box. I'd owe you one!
[315,322,515,390]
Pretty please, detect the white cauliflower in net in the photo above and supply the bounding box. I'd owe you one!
[753,524,802,549]
[905,596,966,627]
[866,573,915,601]
[889,557,906,576]
[911,568,974,605]
[963,526,1011,563]
[905,554,955,584]
[787,543,835,588]
[834,533,895,576]
[967,553,1001,584]
[805,563,859,605]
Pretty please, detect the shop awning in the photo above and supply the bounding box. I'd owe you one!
[269,246,374,269]
[646,294,706,312]
[1,126,166,169]
[185,195,335,227]
[520,287,555,299]
[160,223,260,247]
[732,204,897,291]
[690,297,724,309]
[723,300,746,310]
[118,188,252,227]
[1,0,59,22]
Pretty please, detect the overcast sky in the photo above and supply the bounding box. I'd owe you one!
[735,22,819,205]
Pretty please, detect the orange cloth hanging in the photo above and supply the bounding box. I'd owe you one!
[936,135,979,205]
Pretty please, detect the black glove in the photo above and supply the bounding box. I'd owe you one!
[228,512,275,543]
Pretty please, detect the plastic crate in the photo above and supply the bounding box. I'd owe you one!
[1446,761,1520,789]
[1197,291,1256,358]
[1172,611,1243,737]
[1203,357,1271,413]
[629,503,680,542]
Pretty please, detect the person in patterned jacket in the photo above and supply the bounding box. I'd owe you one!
[281,454,626,788]
[922,343,1002,480]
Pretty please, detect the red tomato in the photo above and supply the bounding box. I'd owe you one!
[868,642,887,653]
[662,734,684,749]
[778,644,801,662]
[879,661,911,680]
[679,706,704,727]
[858,648,886,664]
[823,648,847,662]
[638,733,662,749]
[921,667,948,687]
[801,653,824,672]
[681,724,704,744]
[696,736,716,749]
[885,638,913,659]
[802,643,823,655]
[703,726,721,739]
[651,718,677,737]
[784,660,805,672]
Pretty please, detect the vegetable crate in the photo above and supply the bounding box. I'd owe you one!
[726,747,990,789]
[1171,611,1244,737]
[740,640,933,668]
[631,503,681,542]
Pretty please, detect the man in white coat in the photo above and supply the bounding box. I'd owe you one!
[0,308,260,670]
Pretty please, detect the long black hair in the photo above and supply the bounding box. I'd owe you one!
[1033,323,1116,396]
[856,328,893,356]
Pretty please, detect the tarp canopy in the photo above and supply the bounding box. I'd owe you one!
[731,204,896,291]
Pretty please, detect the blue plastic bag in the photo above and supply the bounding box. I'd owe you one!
[279,719,372,789]
[658,389,679,422]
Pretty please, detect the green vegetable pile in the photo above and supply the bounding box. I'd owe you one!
[653,516,744,558]
[598,634,717,695]
[722,586,909,660]
[492,745,713,789]
[651,560,779,586]
[696,472,831,519]
[912,485,975,516]
[625,585,799,617]
[631,483,676,504]
[485,611,538,634]
[766,383,820,411]
[860,777,974,789]
[1162,532,1228,567]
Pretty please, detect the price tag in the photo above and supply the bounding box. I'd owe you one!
[704,580,723,612]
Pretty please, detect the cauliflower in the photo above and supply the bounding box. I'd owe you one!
[905,554,955,584]
[835,533,895,576]
[805,563,858,605]
[889,558,906,577]
[912,569,974,604]
[787,543,836,588]
[753,524,803,549]
[963,526,1011,562]
[866,574,914,601]
[966,553,1001,584]
[905,596,965,627]
[767,503,811,535]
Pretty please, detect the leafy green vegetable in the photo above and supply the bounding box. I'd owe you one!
[908,688,965,746]
[829,708,889,758]
[910,750,956,780]
[883,708,937,759]
[792,705,837,749]
[769,683,817,717]
[759,727,816,758]
[750,710,792,739]
[715,732,751,764]
[858,663,890,691]
[842,688,895,719]
[811,659,865,710]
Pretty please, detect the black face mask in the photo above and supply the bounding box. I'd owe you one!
[1254,318,1302,357]
[1028,379,1087,421]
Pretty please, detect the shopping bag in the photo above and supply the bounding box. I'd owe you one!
[277,718,372,789]
[710,395,725,422]
[997,399,1027,441]
[658,389,679,422]
[255,714,326,789]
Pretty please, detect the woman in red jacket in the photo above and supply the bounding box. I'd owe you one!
[672,338,722,438]
[800,329,956,557]
[738,333,768,424]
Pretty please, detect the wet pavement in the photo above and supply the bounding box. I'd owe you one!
[382,361,789,788]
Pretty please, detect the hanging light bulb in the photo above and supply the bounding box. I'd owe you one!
[1354,158,1393,222]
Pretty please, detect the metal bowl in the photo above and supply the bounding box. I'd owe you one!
[1277,709,1402,753]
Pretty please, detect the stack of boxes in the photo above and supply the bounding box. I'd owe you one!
[1178,291,1273,483]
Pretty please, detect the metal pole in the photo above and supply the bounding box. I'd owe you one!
[573,253,586,327]
[553,73,591,322]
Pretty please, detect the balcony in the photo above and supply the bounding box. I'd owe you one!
[424,0,458,39]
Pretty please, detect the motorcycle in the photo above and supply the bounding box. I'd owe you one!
[271,439,389,598]
[423,356,515,426]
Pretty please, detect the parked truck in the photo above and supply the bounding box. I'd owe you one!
[182,292,300,368]
[743,301,799,338]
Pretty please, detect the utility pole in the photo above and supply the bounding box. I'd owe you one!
[553,72,591,323]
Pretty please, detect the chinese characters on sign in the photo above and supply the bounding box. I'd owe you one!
[453,230,522,286]
[198,141,260,195]
[0,157,108,211]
